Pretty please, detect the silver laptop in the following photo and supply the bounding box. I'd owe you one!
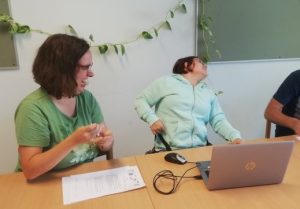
[196,141,294,190]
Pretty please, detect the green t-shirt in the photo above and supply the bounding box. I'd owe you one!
[15,88,104,171]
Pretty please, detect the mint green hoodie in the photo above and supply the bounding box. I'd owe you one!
[134,74,241,150]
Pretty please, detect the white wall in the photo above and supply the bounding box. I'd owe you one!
[0,0,196,173]
[1,0,300,174]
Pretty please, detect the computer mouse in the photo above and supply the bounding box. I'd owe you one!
[164,152,187,164]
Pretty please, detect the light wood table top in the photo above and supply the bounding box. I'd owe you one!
[0,156,153,209]
[2,136,300,209]
[136,135,300,209]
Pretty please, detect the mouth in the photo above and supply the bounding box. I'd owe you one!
[80,80,88,87]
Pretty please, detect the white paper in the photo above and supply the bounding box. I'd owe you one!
[62,166,145,205]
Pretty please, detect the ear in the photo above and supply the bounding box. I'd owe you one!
[185,61,194,73]
[183,62,189,73]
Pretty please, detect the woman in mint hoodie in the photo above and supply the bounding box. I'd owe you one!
[134,56,241,151]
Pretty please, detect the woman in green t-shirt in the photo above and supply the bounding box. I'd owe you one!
[15,34,114,180]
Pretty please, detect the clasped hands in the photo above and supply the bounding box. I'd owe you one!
[71,123,113,151]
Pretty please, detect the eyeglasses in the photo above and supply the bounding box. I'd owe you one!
[77,63,93,71]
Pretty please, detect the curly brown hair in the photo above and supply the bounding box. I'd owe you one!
[32,34,90,99]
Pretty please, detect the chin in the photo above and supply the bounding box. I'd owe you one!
[76,89,85,95]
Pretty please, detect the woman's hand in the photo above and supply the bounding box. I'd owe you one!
[93,124,114,151]
[229,138,243,144]
[69,123,102,145]
[150,120,165,135]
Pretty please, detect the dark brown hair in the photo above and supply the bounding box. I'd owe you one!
[172,56,199,74]
[32,34,90,99]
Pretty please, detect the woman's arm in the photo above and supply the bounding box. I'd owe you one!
[19,124,101,180]
[209,97,241,141]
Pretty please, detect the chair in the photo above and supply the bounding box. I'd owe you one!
[101,148,113,160]
[265,120,272,138]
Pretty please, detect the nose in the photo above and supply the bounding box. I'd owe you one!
[87,69,94,77]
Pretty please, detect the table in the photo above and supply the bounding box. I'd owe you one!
[1,136,300,209]
[136,135,300,209]
[0,156,153,209]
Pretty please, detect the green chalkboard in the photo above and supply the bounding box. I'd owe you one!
[197,0,300,62]
[0,0,18,69]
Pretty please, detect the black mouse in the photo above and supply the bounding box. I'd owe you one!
[164,152,187,164]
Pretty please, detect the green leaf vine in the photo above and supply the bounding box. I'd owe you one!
[198,0,221,63]
[0,0,188,56]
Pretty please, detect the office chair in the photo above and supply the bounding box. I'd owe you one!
[265,120,272,138]
[101,148,113,160]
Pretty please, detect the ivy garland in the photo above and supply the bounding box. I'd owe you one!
[0,1,186,54]
[0,0,217,62]
[198,0,220,63]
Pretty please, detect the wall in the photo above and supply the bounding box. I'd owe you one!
[0,0,300,174]
[206,59,300,144]
[0,0,196,173]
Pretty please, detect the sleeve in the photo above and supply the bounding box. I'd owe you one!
[14,102,50,147]
[209,96,241,141]
[134,77,165,126]
[273,71,300,105]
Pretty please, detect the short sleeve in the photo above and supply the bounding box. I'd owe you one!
[15,102,50,147]
[273,70,300,105]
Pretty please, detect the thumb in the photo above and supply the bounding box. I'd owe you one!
[87,123,97,131]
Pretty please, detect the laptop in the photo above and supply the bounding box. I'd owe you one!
[196,141,294,190]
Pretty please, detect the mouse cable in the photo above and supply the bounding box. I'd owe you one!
[153,165,202,195]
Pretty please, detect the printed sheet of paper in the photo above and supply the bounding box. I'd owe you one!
[62,166,145,205]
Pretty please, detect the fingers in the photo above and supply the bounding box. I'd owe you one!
[93,132,114,151]
[90,125,113,144]
[229,139,243,144]
[150,120,165,135]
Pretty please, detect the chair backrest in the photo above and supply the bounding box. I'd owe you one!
[265,120,272,138]
[102,148,113,160]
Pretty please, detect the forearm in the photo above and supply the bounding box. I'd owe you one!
[214,121,241,141]
[20,136,77,180]
[264,98,299,131]
[265,109,298,130]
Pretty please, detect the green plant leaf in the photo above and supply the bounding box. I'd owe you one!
[113,45,118,54]
[207,16,213,23]
[216,49,222,58]
[66,25,78,36]
[202,54,210,64]
[10,23,18,33]
[215,90,223,96]
[121,44,125,55]
[98,45,108,54]
[170,11,174,18]
[206,28,213,37]
[0,14,13,22]
[154,28,158,37]
[142,31,153,39]
[89,34,94,42]
[165,21,172,30]
[17,25,30,33]
[180,4,187,13]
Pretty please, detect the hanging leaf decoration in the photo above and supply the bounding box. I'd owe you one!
[142,31,153,39]
[0,0,197,57]
[98,45,108,54]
